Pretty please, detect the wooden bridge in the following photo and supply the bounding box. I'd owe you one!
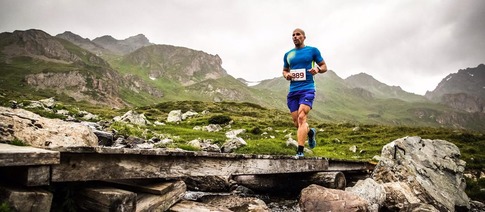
[0,143,375,211]
[0,143,374,186]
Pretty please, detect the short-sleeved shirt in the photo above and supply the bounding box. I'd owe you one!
[283,46,324,92]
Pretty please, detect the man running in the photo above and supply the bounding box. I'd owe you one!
[282,28,327,157]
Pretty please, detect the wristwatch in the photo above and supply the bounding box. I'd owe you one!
[316,65,323,73]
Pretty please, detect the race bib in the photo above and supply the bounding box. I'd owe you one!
[290,69,306,81]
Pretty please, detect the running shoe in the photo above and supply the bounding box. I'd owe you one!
[294,152,304,159]
[308,128,317,149]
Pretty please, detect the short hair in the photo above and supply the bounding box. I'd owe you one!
[293,28,305,36]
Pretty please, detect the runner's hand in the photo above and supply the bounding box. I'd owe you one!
[284,72,293,80]
[310,68,318,75]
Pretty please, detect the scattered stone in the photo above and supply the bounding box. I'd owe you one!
[154,121,165,125]
[56,109,69,115]
[78,110,98,120]
[346,178,386,212]
[39,97,56,108]
[285,133,298,148]
[93,129,114,146]
[124,136,145,148]
[349,145,357,153]
[225,129,246,138]
[113,110,150,125]
[203,124,222,132]
[188,139,221,152]
[222,137,247,153]
[182,110,198,120]
[25,101,45,109]
[135,142,154,149]
[167,110,182,123]
[199,195,270,212]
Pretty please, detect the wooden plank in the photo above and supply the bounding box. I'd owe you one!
[327,159,375,172]
[103,179,178,195]
[75,187,137,212]
[136,180,186,212]
[0,143,60,166]
[51,148,329,182]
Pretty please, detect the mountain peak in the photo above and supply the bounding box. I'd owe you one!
[346,72,384,87]
[425,64,485,102]
[345,72,425,102]
[0,29,77,62]
[92,34,152,55]
[126,34,149,42]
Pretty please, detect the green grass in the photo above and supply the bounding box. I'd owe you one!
[0,202,12,212]
[9,138,29,146]
[108,101,485,169]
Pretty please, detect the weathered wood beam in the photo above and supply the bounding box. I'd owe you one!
[327,159,375,172]
[50,147,329,182]
[233,171,346,192]
[0,143,59,166]
[75,187,137,212]
[136,180,186,211]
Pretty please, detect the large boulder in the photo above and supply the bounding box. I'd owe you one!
[299,184,369,212]
[0,107,97,147]
[346,178,386,212]
[372,136,469,211]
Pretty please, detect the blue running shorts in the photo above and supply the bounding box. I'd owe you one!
[287,89,315,112]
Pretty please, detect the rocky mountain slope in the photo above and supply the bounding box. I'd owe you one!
[425,64,485,113]
[0,29,160,107]
[345,73,426,102]
[92,34,152,55]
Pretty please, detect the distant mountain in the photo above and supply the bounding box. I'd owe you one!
[425,64,485,113]
[0,29,160,107]
[92,34,152,55]
[112,44,269,104]
[345,73,426,102]
[120,45,227,85]
[55,31,109,56]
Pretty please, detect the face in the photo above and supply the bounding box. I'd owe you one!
[292,29,305,46]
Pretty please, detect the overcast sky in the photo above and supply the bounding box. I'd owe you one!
[1,0,484,95]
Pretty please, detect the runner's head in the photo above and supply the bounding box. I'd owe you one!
[292,28,306,48]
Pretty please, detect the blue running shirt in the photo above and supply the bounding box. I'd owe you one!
[283,46,324,92]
